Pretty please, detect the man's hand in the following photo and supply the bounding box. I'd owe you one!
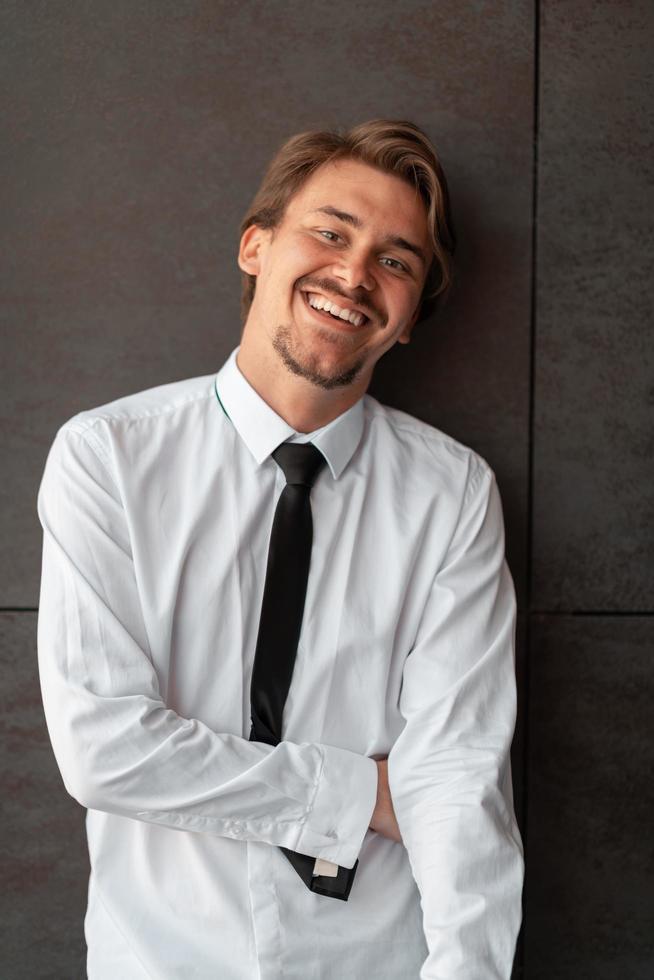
[369,758,402,843]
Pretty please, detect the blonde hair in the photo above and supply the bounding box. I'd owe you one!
[238,118,455,326]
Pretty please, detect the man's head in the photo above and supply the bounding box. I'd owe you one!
[237,119,455,394]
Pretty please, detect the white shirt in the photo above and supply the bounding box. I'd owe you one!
[37,346,524,979]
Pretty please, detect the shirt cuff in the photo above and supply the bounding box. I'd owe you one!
[296,746,378,869]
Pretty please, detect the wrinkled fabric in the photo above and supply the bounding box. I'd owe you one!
[37,346,523,979]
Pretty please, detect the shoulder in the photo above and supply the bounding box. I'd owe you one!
[51,373,218,467]
[362,394,493,499]
[62,374,217,432]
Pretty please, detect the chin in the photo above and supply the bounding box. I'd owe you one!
[271,324,366,391]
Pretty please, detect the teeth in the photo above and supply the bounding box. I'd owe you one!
[306,292,366,327]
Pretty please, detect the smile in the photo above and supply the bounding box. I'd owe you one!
[300,290,370,330]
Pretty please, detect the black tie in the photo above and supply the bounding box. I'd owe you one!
[248,442,359,901]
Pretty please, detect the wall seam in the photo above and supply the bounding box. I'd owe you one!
[520,0,541,976]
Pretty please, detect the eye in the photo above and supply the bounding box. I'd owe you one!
[380,257,408,273]
[318,229,342,242]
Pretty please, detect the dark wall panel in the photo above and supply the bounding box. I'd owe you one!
[533,0,654,611]
[1,0,533,607]
[528,7,654,970]
[0,613,88,976]
[524,615,654,979]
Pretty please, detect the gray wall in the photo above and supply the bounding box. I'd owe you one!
[1,2,651,977]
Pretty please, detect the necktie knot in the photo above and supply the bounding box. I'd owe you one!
[272,442,326,488]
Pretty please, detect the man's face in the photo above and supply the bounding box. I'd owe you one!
[238,158,431,391]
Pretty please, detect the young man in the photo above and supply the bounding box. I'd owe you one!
[37,119,524,978]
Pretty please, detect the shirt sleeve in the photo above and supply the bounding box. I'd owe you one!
[36,425,377,870]
[387,459,524,979]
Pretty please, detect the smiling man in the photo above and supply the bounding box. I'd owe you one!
[237,157,430,419]
[37,119,524,979]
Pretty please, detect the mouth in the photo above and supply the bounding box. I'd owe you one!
[298,289,371,332]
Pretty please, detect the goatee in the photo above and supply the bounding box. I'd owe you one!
[272,326,365,391]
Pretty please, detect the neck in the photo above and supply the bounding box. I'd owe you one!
[236,331,368,434]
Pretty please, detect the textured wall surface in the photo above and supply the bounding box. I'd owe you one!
[525,616,653,979]
[1,613,89,976]
[532,0,653,611]
[523,1,654,975]
[1,1,651,977]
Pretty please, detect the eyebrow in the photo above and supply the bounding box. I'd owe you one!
[309,205,427,268]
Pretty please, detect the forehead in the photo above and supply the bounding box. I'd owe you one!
[286,158,429,245]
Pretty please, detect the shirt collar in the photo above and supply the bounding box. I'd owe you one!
[214,347,365,480]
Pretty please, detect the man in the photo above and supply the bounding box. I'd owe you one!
[37,118,524,978]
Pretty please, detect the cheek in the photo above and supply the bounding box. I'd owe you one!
[290,234,333,268]
[383,289,408,320]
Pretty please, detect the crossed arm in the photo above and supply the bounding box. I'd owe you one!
[37,427,383,871]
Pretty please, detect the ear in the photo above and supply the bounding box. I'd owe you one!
[237,224,271,277]
[397,303,421,345]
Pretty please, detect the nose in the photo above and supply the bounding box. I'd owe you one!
[332,249,376,293]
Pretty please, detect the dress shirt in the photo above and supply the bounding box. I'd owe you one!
[37,345,524,979]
